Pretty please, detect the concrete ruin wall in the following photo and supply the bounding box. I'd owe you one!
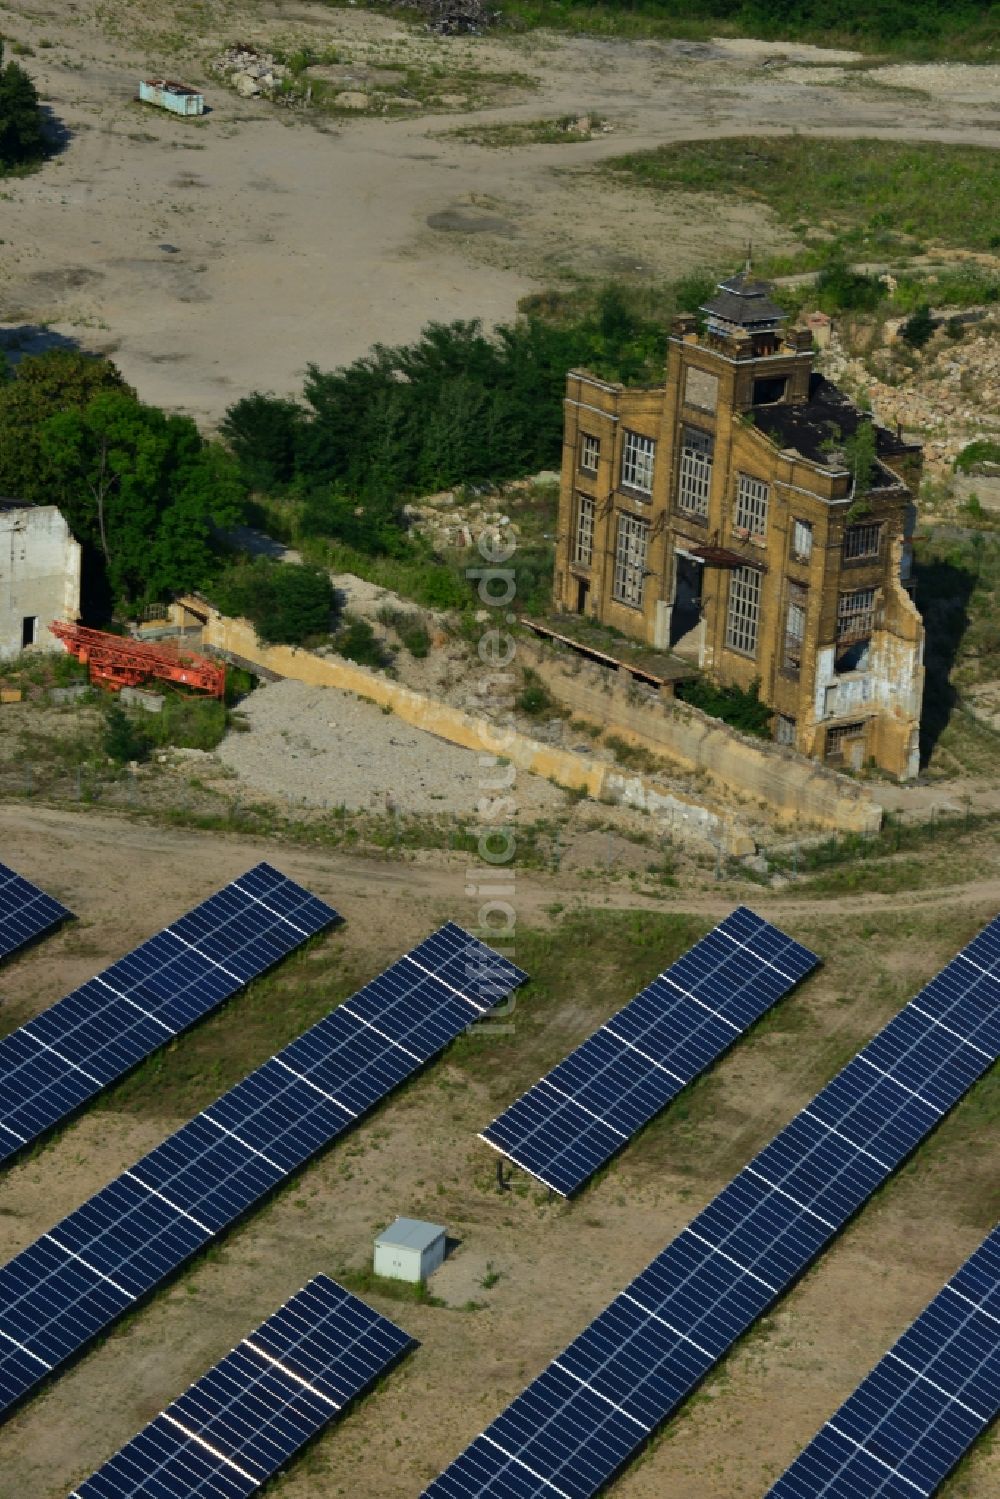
[178,601,757,855]
[0,505,81,662]
[520,638,881,834]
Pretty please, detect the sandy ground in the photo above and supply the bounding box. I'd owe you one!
[0,3,998,424]
[0,804,996,1498]
[216,675,570,814]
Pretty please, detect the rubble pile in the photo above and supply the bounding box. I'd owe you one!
[391,0,499,34]
[404,489,516,551]
[210,44,289,99]
[820,319,1000,477]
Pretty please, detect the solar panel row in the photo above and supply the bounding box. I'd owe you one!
[71,1275,415,1499]
[0,923,525,1417]
[0,860,72,966]
[480,908,818,1196]
[768,1222,1000,1499]
[0,862,339,1165]
[423,915,1000,1499]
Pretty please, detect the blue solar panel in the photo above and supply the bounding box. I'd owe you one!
[0,863,339,1165]
[423,915,1000,1499]
[0,860,71,965]
[480,907,818,1195]
[70,1274,415,1498]
[768,1223,1000,1499]
[0,923,525,1417]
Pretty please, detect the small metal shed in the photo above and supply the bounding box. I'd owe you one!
[374,1218,446,1284]
[139,79,205,116]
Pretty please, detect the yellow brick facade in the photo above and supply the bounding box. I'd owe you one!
[554,284,925,779]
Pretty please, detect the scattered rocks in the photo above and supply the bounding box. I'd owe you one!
[334,91,369,110]
[211,43,289,102]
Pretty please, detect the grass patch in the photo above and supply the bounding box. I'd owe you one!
[602,137,1000,256]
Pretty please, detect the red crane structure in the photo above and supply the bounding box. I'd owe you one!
[49,621,226,699]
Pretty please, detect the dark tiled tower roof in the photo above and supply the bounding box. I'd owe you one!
[701,268,786,334]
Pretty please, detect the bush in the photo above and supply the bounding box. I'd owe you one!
[103,703,152,764]
[676,677,772,737]
[377,607,432,658]
[333,617,389,668]
[955,439,1000,474]
[211,558,335,645]
[900,302,935,348]
[0,41,46,171]
[516,670,554,717]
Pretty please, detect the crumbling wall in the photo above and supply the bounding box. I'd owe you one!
[520,639,881,834]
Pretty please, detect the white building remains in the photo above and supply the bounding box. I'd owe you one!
[0,501,82,661]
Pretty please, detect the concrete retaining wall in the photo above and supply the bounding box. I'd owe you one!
[520,639,880,835]
[177,600,756,854]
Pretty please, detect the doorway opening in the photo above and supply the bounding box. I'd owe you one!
[670,554,703,650]
[21,616,37,649]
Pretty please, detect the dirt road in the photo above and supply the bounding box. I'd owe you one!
[2,3,999,422]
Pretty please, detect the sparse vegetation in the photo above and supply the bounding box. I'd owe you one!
[603,137,1000,257]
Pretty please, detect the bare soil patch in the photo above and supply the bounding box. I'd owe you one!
[1,3,997,423]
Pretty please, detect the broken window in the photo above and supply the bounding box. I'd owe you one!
[579,433,600,476]
[837,587,877,642]
[725,565,761,656]
[574,493,595,567]
[791,518,813,562]
[677,426,713,517]
[734,474,769,539]
[620,430,655,494]
[784,581,808,673]
[826,720,866,763]
[775,713,796,746]
[613,512,649,608]
[843,522,882,561]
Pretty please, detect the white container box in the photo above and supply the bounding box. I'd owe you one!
[374,1217,446,1283]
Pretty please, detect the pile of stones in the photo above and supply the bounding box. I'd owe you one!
[210,44,289,99]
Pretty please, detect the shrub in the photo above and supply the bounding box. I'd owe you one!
[676,677,772,737]
[955,439,1000,474]
[334,617,389,668]
[211,558,335,645]
[0,41,46,171]
[377,607,432,658]
[516,669,553,716]
[103,703,152,763]
[900,302,935,348]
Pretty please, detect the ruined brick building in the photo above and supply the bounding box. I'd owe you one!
[554,270,925,779]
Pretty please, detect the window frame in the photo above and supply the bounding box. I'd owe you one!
[612,511,650,609]
[677,425,714,518]
[734,473,770,540]
[574,492,595,567]
[837,587,877,643]
[725,564,762,657]
[579,432,600,477]
[843,521,883,562]
[620,429,655,495]
[791,518,813,562]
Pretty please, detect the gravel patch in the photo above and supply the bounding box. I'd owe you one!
[218,678,569,817]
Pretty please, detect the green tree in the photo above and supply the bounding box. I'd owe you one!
[218,391,304,491]
[843,419,879,501]
[0,350,132,503]
[0,40,46,170]
[39,391,244,604]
